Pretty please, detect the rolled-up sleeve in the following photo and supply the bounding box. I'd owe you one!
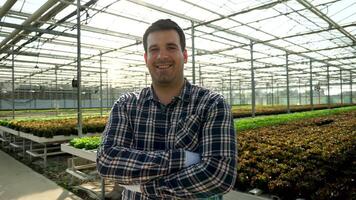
[141,97,237,199]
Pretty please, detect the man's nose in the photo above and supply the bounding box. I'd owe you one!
[157,49,168,59]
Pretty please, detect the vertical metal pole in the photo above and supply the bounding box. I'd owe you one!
[106,70,109,112]
[44,144,47,168]
[276,83,279,104]
[55,66,58,116]
[29,75,32,109]
[271,76,274,106]
[250,41,256,117]
[286,53,290,113]
[34,79,37,109]
[199,64,202,86]
[229,68,232,105]
[0,83,2,110]
[350,71,353,104]
[191,21,196,85]
[63,87,66,108]
[22,138,25,157]
[12,45,15,119]
[266,83,269,105]
[327,65,330,108]
[101,178,106,200]
[221,79,224,96]
[0,82,1,109]
[76,0,83,137]
[309,60,314,110]
[239,80,242,105]
[89,91,92,108]
[82,85,85,108]
[340,69,343,104]
[29,141,33,162]
[298,78,301,105]
[100,51,103,116]
[110,84,112,108]
[50,81,53,110]
[318,85,321,104]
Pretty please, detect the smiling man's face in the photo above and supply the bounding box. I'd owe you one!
[144,29,187,87]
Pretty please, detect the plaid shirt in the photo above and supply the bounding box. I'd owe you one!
[97,80,237,199]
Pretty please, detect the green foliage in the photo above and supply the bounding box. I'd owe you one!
[1,116,107,138]
[235,106,356,132]
[0,120,10,126]
[230,104,355,118]
[236,109,356,199]
[0,107,109,120]
[69,136,101,150]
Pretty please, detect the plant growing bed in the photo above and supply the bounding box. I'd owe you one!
[235,107,355,199]
[0,117,107,138]
[231,103,355,118]
[69,136,101,150]
[235,105,356,131]
[60,136,101,161]
[0,117,105,168]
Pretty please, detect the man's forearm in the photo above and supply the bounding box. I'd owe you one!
[97,146,186,184]
[120,150,201,192]
[141,156,237,199]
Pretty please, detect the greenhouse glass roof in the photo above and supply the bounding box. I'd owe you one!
[0,0,355,91]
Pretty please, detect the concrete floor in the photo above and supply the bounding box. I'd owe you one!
[224,191,272,200]
[0,149,272,200]
[0,150,81,200]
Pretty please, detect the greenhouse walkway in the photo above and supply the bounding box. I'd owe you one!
[0,149,272,200]
[0,150,81,200]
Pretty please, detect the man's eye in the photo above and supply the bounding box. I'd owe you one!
[168,46,177,50]
[149,48,158,52]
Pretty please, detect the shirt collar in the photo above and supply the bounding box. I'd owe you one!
[143,78,192,103]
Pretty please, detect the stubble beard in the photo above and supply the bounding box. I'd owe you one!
[152,70,184,87]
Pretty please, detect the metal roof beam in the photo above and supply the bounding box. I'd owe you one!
[258,22,356,45]
[0,21,76,38]
[296,0,356,44]
[0,0,17,20]
[0,0,59,53]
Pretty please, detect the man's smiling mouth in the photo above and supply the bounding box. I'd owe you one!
[156,64,173,69]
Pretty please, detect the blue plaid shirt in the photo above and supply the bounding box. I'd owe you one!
[97,80,237,199]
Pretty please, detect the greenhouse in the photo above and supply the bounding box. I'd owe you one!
[0,0,355,200]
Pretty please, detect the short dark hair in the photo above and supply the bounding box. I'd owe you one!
[143,19,186,53]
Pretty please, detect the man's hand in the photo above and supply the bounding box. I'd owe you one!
[120,151,200,194]
[184,150,201,167]
[121,184,141,193]
[120,151,200,192]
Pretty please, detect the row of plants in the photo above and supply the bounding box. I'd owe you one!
[235,109,355,199]
[0,107,108,120]
[0,105,354,139]
[1,103,353,121]
[0,106,356,138]
[235,105,356,131]
[0,117,107,138]
[231,103,354,118]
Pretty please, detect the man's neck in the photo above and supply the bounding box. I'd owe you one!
[152,79,185,105]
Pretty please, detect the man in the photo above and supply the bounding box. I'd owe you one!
[97,19,237,200]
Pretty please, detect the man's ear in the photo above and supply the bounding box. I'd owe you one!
[183,49,188,63]
[144,52,147,64]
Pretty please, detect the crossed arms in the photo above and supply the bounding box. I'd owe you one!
[96,95,237,199]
